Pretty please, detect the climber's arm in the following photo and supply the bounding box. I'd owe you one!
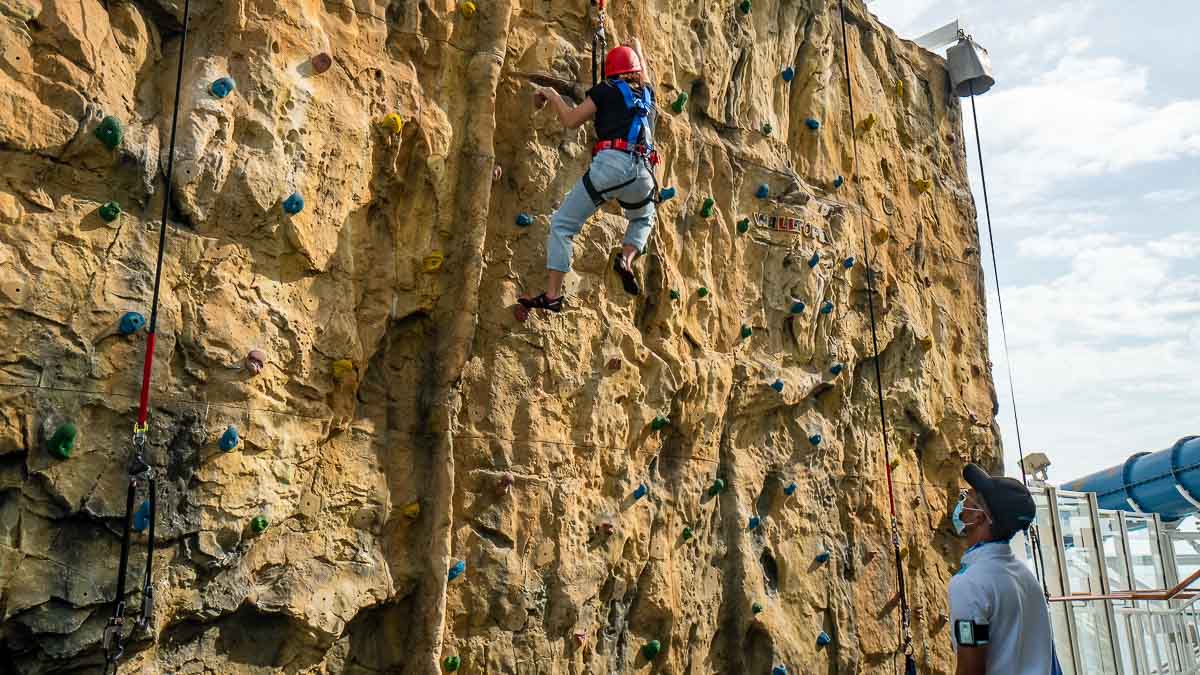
[629,37,652,87]
[535,85,597,129]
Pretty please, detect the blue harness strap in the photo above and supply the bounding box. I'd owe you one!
[611,79,654,148]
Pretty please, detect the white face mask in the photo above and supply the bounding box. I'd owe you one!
[952,493,989,536]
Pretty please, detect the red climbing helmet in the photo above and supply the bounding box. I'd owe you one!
[605,45,642,77]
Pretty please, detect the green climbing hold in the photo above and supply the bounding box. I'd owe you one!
[95,116,123,150]
[671,92,689,114]
[762,122,773,136]
[669,289,680,300]
[642,640,662,660]
[47,423,77,460]
[738,0,751,14]
[99,201,121,222]
[708,478,726,496]
[701,197,715,218]
[737,218,750,234]
[443,655,461,671]
[250,516,269,533]
[740,325,752,339]
[697,286,709,298]
[651,415,670,431]
[683,526,694,540]
[752,601,764,614]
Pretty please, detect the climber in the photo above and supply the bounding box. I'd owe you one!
[522,37,659,313]
[948,463,1061,675]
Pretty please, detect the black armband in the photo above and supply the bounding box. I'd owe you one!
[954,619,990,647]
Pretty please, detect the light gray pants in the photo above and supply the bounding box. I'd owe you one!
[547,150,656,273]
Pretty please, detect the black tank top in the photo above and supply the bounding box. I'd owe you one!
[586,81,655,143]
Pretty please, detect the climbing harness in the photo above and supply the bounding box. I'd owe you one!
[837,2,916,673]
[103,0,192,670]
[590,0,607,86]
[581,79,662,209]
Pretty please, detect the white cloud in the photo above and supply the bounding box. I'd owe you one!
[1144,189,1198,204]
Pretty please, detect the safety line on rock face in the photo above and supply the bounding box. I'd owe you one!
[837,2,915,674]
[967,83,1050,601]
[104,0,192,669]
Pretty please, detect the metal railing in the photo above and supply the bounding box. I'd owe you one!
[1112,596,1200,674]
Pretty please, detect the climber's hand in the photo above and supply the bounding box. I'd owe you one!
[534,85,558,108]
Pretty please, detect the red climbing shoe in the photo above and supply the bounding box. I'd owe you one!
[613,256,640,296]
[518,293,564,312]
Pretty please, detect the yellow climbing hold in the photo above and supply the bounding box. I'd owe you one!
[889,455,902,470]
[858,113,877,134]
[459,0,476,17]
[919,335,935,351]
[402,501,421,519]
[913,178,932,194]
[872,227,889,245]
[332,359,355,380]
[423,251,445,273]
[381,113,404,134]
[895,80,904,98]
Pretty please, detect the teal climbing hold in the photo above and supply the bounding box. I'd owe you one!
[642,640,662,660]
[762,122,773,136]
[133,499,151,532]
[809,434,822,446]
[99,201,121,222]
[95,116,123,150]
[816,549,831,563]
[737,218,750,234]
[783,482,797,496]
[755,184,769,199]
[843,256,855,269]
[773,667,788,675]
[808,252,820,268]
[805,118,820,130]
[119,311,146,335]
[740,324,752,339]
[830,363,845,375]
[770,379,784,393]
[671,92,688,114]
[210,77,235,98]
[790,300,805,314]
[708,478,726,496]
[752,601,764,614]
[820,301,834,314]
[683,526,694,540]
[669,289,680,300]
[251,516,269,533]
[701,197,715,218]
[817,631,832,647]
[781,67,795,82]
[651,415,670,430]
[516,213,533,227]
[283,192,304,215]
[219,425,239,452]
[47,423,77,460]
[833,175,845,189]
[659,187,677,201]
[448,559,466,581]
[443,655,461,672]
[633,483,648,500]
[738,0,751,14]
[748,516,761,530]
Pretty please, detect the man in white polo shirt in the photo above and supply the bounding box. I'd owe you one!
[949,463,1061,675]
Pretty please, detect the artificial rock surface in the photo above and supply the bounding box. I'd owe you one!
[0,0,1002,672]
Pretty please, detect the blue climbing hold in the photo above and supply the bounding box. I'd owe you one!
[817,631,832,647]
[659,187,677,201]
[781,67,794,82]
[755,184,770,199]
[783,482,797,496]
[773,667,788,675]
[119,311,145,335]
[633,483,648,500]
[771,379,784,393]
[833,175,845,189]
[283,192,304,215]
[809,434,822,446]
[748,516,761,530]
[815,549,831,563]
[219,425,239,452]
[820,301,834,315]
[516,213,533,227]
[830,363,845,376]
[132,499,151,533]
[843,256,855,269]
[790,300,805,314]
[805,118,820,130]
[808,252,820,268]
[210,77,235,98]
[448,559,466,581]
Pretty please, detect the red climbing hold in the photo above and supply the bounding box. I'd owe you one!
[311,53,333,74]
[498,473,514,494]
[245,349,267,374]
[607,357,622,370]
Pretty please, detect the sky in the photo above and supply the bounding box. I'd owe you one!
[867,1,1200,485]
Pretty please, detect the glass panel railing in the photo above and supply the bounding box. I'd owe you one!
[1127,515,1167,592]
[1099,511,1132,593]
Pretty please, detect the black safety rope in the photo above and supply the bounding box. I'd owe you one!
[103,0,191,669]
[591,0,607,85]
[837,3,915,674]
[967,82,1051,600]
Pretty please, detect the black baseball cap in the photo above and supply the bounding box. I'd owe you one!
[963,463,1037,539]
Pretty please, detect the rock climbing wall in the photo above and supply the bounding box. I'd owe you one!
[0,0,1002,672]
